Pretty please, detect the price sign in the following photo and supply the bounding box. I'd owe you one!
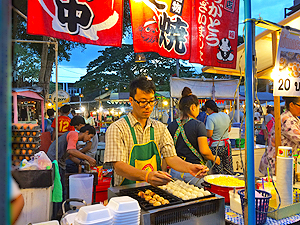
[273,29,300,97]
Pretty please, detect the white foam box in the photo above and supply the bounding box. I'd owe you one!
[32,221,59,225]
[268,202,300,220]
[229,190,242,215]
[228,128,240,139]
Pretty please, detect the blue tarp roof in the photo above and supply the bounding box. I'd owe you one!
[239,92,283,103]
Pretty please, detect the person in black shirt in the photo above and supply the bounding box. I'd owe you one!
[167,87,220,186]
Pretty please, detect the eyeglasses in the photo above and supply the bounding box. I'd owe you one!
[132,97,158,107]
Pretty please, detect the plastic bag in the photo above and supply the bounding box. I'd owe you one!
[33,151,52,170]
[20,159,39,170]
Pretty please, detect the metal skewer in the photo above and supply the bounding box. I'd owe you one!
[187,170,202,185]
[158,171,175,182]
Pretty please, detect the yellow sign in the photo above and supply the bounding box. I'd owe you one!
[51,90,70,108]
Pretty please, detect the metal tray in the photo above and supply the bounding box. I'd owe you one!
[203,174,245,188]
[118,185,183,211]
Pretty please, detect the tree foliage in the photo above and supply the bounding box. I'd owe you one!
[12,43,40,86]
[75,44,198,100]
[12,0,85,98]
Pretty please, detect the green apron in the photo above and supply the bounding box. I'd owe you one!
[121,116,162,185]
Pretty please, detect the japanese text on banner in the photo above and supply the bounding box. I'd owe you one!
[190,0,239,69]
[130,0,191,60]
[27,0,123,46]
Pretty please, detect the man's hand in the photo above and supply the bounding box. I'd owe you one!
[86,157,96,166]
[147,171,172,186]
[187,164,209,178]
[215,156,221,165]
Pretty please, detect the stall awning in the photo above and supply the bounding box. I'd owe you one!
[170,77,239,99]
[202,10,300,80]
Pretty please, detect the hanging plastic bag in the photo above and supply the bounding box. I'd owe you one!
[33,151,52,170]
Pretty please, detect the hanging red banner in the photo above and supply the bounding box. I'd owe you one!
[27,0,123,47]
[190,0,239,68]
[130,0,191,60]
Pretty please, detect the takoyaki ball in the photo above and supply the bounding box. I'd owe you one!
[144,190,152,195]
[182,195,190,200]
[168,188,174,194]
[145,195,152,201]
[159,185,167,190]
[153,194,160,199]
[161,199,169,205]
[190,194,197,199]
[149,199,157,204]
[178,193,184,199]
[181,189,187,195]
[138,191,145,198]
[173,191,179,197]
[153,201,162,206]
[187,188,193,193]
[157,197,164,202]
[203,190,211,196]
[197,192,204,198]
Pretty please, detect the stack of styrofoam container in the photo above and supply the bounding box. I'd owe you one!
[74,204,113,225]
[107,196,141,225]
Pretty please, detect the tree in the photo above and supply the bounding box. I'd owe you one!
[12,0,85,99]
[75,44,198,100]
[12,43,40,87]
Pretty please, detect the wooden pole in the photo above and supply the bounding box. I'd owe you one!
[272,31,280,175]
[274,96,281,175]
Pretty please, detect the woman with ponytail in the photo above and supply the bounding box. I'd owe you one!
[205,100,233,174]
[167,87,220,186]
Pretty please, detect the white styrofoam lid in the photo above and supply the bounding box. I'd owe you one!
[106,196,140,212]
[75,204,112,223]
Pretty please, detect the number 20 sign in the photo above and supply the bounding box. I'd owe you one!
[274,76,300,97]
[273,29,300,97]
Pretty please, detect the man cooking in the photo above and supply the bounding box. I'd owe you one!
[104,76,209,187]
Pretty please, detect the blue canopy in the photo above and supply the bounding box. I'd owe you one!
[239,92,283,103]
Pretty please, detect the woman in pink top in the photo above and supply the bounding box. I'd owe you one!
[259,97,300,175]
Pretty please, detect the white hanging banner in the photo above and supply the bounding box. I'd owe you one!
[273,29,300,96]
[170,77,238,99]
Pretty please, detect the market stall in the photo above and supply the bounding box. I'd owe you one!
[202,10,300,224]
[12,88,45,132]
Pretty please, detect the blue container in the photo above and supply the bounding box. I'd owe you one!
[230,139,236,148]
[238,189,271,225]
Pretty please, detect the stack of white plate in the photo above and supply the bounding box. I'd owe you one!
[74,204,113,225]
[107,196,141,225]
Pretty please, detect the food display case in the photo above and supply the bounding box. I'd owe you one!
[108,182,225,225]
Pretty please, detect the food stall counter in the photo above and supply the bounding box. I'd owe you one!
[225,205,300,225]
[108,182,226,225]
